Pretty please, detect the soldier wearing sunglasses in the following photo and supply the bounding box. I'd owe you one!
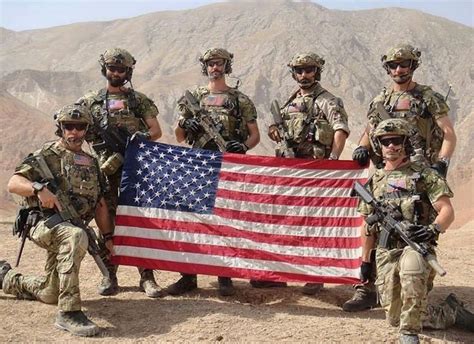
[262,53,350,294]
[345,44,457,313]
[77,48,163,299]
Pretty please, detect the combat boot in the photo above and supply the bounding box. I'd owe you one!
[445,293,474,332]
[218,277,235,297]
[399,334,419,344]
[302,283,323,295]
[55,310,100,337]
[139,270,164,298]
[342,286,378,312]
[166,274,198,296]
[97,272,118,296]
[250,280,287,288]
[0,261,12,289]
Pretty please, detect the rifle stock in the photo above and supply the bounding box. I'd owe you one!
[184,90,228,152]
[353,181,446,276]
[270,99,294,158]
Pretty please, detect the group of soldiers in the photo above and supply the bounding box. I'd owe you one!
[0,44,473,342]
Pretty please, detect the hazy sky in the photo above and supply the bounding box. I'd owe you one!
[0,0,472,31]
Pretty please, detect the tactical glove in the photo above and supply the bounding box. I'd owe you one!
[360,262,373,283]
[179,118,202,135]
[431,160,448,178]
[226,140,248,154]
[407,224,440,243]
[352,146,370,166]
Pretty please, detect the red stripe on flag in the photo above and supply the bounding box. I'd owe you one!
[214,207,361,227]
[115,215,362,249]
[111,256,360,284]
[216,188,359,207]
[219,170,361,188]
[113,236,361,269]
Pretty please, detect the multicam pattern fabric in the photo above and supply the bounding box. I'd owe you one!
[360,162,454,334]
[3,142,103,311]
[280,83,349,159]
[367,84,449,164]
[382,44,421,63]
[177,86,257,150]
[100,48,135,67]
[288,53,325,68]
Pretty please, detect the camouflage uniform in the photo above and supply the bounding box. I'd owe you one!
[3,141,103,312]
[177,86,257,150]
[359,130,456,335]
[280,82,349,159]
[77,48,161,296]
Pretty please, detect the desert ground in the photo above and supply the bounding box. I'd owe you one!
[0,217,473,343]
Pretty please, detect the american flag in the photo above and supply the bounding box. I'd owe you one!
[112,139,368,284]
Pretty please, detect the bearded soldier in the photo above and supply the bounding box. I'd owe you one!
[1,104,114,336]
[77,48,163,298]
[344,44,457,312]
[260,52,349,295]
[357,119,472,343]
[169,47,260,297]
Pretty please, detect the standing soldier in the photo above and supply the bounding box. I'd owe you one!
[1,104,114,337]
[169,47,260,297]
[345,44,457,312]
[263,52,350,295]
[357,118,472,343]
[77,48,163,298]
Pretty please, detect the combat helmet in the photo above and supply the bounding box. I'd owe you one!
[99,48,136,80]
[381,44,421,71]
[288,53,325,81]
[54,103,93,138]
[370,118,413,157]
[199,48,233,75]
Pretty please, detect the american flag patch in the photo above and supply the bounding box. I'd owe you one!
[108,99,126,111]
[203,95,226,106]
[74,154,93,166]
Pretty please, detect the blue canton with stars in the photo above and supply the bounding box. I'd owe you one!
[118,139,223,214]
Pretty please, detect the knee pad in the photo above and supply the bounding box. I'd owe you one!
[400,248,426,276]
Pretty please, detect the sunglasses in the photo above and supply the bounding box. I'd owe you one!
[386,60,412,70]
[62,123,88,131]
[106,65,127,74]
[294,66,316,75]
[207,60,225,68]
[379,137,405,147]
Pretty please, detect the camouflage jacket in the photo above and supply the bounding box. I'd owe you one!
[280,83,350,159]
[177,86,257,150]
[15,141,105,223]
[367,83,449,164]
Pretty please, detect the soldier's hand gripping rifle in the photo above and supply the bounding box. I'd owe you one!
[353,181,446,276]
[34,155,110,278]
[270,99,294,158]
[183,90,228,152]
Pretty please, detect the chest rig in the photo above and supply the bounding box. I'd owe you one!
[39,144,101,222]
[281,88,333,159]
[194,89,246,149]
[369,86,443,164]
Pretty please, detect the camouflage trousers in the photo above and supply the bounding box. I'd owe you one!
[2,220,88,311]
[376,246,455,334]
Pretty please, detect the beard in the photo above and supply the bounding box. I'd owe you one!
[208,70,224,80]
[107,74,127,87]
[391,72,412,85]
[298,77,316,89]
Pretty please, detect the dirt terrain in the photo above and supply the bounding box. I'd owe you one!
[0,220,472,343]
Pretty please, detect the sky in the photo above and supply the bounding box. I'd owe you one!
[0,0,472,32]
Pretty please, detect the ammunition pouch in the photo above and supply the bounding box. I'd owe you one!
[314,119,334,147]
[44,213,65,229]
[100,152,124,176]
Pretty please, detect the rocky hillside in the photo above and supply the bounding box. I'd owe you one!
[0,1,472,212]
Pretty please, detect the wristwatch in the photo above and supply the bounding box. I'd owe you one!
[439,156,450,167]
[32,182,45,196]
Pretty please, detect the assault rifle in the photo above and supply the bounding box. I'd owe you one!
[33,155,110,278]
[183,90,228,152]
[92,114,130,155]
[270,99,294,158]
[353,181,446,276]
